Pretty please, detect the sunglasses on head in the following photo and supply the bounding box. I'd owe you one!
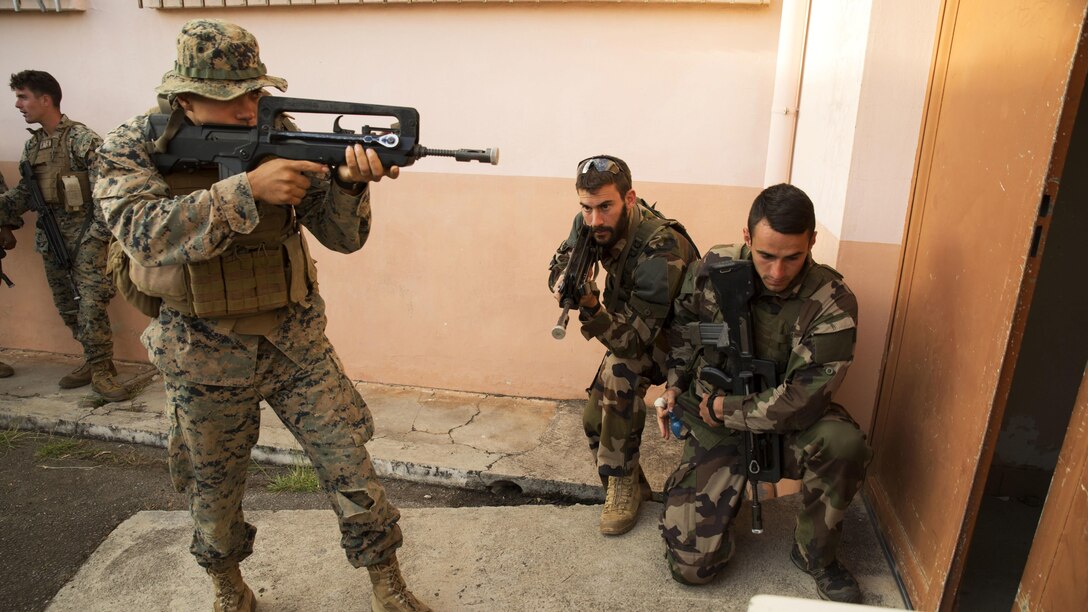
[578,157,623,176]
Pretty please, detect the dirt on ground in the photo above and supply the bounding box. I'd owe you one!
[0,431,566,612]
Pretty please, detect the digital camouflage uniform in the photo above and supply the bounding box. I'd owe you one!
[660,244,871,585]
[549,200,698,483]
[94,112,402,572]
[0,116,117,369]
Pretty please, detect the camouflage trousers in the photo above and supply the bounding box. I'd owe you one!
[584,336,668,482]
[164,336,402,571]
[42,236,115,365]
[660,393,871,585]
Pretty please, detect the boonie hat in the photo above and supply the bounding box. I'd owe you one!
[155,19,287,101]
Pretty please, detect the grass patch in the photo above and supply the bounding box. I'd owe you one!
[267,464,321,493]
[34,438,96,461]
[0,428,36,451]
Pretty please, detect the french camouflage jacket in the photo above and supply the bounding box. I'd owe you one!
[549,200,698,359]
[0,115,110,251]
[94,111,373,386]
[665,244,858,433]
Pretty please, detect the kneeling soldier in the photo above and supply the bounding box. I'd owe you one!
[656,184,872,603]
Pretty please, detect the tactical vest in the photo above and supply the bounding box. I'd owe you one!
[707,244,843,376]
[118,166,315,321]
[602,200,699,318]
[29,121,92,212]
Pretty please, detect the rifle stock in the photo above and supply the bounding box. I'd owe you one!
[149,96,499,180]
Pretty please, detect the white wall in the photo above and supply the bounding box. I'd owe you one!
[0,3,782,187]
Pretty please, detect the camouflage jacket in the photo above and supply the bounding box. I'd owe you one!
[549,200,697,359]
[94,111,373,386]
[665,244,858,433]
[0,115,110,250]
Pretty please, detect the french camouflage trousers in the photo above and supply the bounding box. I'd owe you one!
[660,394,872,585]
[42,236,115,365]
[584,336,668,482]
[164,337,402,571]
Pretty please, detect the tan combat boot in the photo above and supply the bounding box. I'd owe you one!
[207,564,256,612]
[58,361,95,389]
[0,361,13,378]
[600,465,642,535]
[91,362,130,403]
[367,555,432,612]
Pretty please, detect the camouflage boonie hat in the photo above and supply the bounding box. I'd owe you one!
[155,19,287,101]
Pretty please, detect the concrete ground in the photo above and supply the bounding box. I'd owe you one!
[0,348,906,610]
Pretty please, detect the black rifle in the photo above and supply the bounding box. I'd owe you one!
[677,258,781,534]
[551,223,599,340]
[0,245,12,288]
[149,96,499,180]
[19,160,77,300]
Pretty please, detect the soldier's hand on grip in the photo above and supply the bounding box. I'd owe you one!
[248,158,327,206]
[655,389,680,440]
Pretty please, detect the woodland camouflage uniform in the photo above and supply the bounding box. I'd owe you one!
[661,243,871,596]
[550,201,698,483]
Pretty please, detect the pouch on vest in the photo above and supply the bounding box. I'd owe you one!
[107,238,163,318]
[57,172,92,213]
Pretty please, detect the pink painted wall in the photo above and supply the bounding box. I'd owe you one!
[0,0,943,435]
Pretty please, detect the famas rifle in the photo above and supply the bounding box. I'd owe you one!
[19,160,77,300]
[149,96,499,179]
[550,223,599,340]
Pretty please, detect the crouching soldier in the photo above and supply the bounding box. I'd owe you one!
[656,184,872,603]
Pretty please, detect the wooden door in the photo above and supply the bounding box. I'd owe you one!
[1015,368,1088,610]
[865,1,1088,610]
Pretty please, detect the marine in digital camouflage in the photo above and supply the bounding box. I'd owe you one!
[659,243,872,585]
[549,199,698,482]
[0,116,117,368]
[94,101,400,571]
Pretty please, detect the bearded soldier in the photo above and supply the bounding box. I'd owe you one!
[656,183,872,603]
[94,20,429,612]
[549,155,698,535]
[0,70,127,400]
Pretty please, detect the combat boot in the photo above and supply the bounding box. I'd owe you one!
[599,465,641,535]
[58,361,95,388]
[791,544,862,604]
[207,564,256,612]
[0,361,13,378]
[91,365,131,403]
[367,555,432,612]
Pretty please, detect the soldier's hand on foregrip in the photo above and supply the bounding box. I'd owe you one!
[338,145,400,185]
[248,158,328,206]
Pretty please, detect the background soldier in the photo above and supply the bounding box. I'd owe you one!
[656,183,872,603]
[0,170,11,378]
[0,70,127,401]
[548,155,698,535]
[94,20,429,612]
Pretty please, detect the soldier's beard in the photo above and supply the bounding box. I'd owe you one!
[591,205,629,250]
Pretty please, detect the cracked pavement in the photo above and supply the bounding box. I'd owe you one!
[0,347,682,502]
